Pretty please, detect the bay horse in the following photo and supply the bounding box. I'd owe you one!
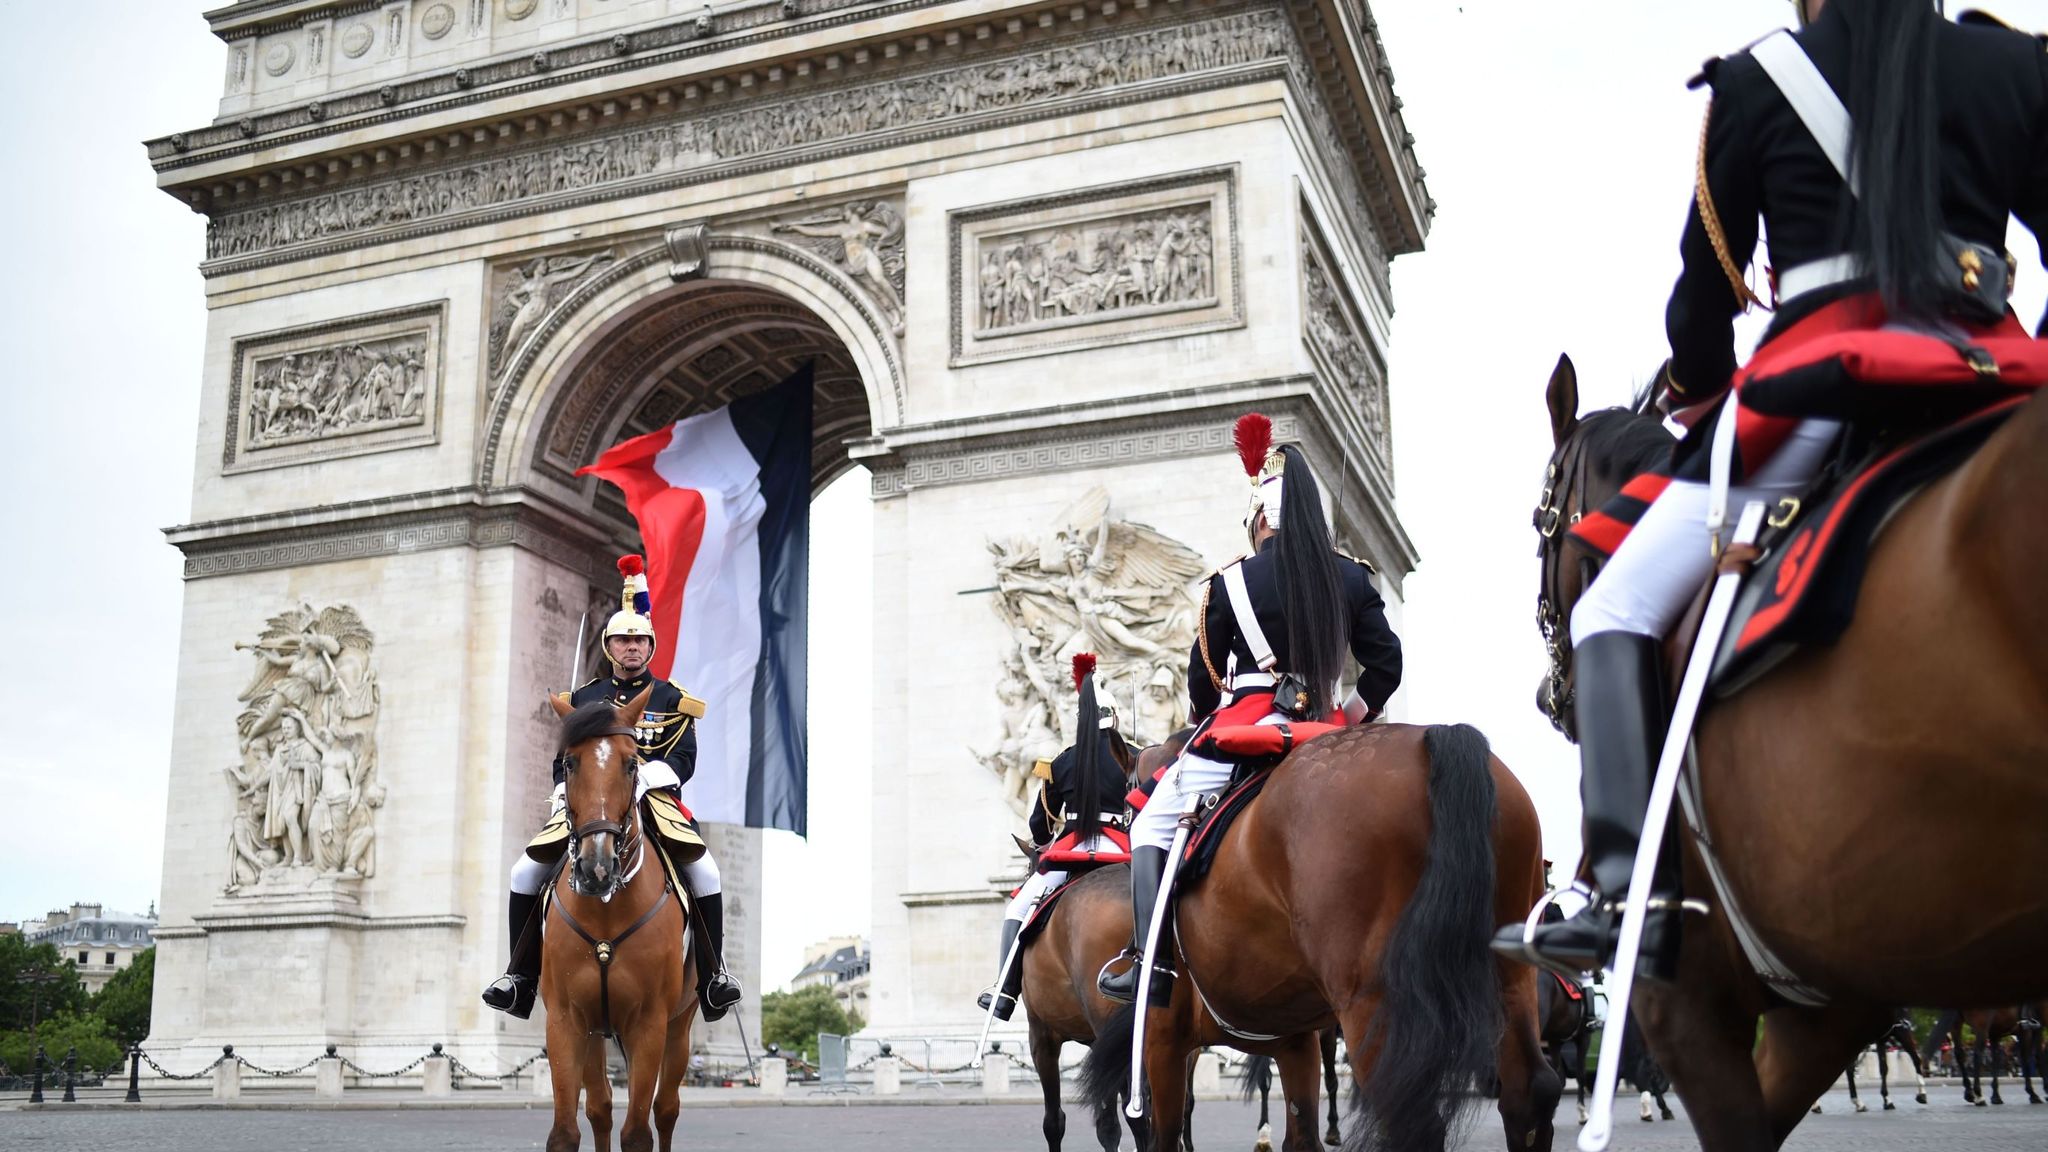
[1088,722,1557,1152]
[1925,1005,2043,1106]
[1833,1016,1928,1113]
[543,689,696,1152]
[1537,969,1595,1125]
[1241,1032,1344,1149]
[1531,356,2048,1150]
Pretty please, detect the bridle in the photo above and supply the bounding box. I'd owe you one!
[561,727,646,900]
[1533,424,1594,739]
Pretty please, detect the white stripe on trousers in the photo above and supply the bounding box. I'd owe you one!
[1002,832,1123,920]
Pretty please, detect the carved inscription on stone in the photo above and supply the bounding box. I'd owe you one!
[204,8,1293,261]
[225,303,445,473]
[977,488,1207,817]
[771,199,905,336]
[1299,212,1389,461]
[951,167,1242,367]
[487,247,618,388]
[226,605,385,893]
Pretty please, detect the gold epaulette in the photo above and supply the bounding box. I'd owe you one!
[670,681,708,719]
[551,690,573,710]
[1336,549,1378,575]
[1030,758,1054,781]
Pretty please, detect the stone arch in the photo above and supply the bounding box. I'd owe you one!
[482,231,903,499]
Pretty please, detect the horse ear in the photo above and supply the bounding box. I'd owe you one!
[1546,353,1580,447]
[549,692,575,719]
[616,684,655,731]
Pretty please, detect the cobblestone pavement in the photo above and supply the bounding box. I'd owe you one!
[5,1089,2047,1151]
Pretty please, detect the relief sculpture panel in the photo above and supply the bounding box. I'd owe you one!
[224,303,445,473]
[977,488,1207,818]
[1299,210,1390,464]
[951,168,1241,367]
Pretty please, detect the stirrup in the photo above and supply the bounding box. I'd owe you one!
[1502,883,1596,979]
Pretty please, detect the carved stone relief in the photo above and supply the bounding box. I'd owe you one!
[487,247,618,389]
[203,8,1294,262]
[1299,211,1389,462]
[226,605,385,893]
[770,199,905,336]
[339,23,375,59]
[951,167,1242,367]
[224,303,446,473]
[421,4,457,40]
[977,488,1207,817]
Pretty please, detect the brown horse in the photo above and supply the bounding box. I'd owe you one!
[543,689,696,1152]
[1925,1005,2044,1106]
[1532,356,2048,1150]
[1088,723,1556,1152]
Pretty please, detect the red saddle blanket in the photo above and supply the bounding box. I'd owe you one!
[1707,396,2028,695]
[1191,721,1342,762]
[1036,827,1132,868]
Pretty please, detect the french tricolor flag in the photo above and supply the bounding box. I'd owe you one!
[578,364,813,835]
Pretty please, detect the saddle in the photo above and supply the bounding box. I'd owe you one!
[1035,826,1133,869]
[526,789,708,868]
[1177,767,1276,889]
[1705,396,2029,697]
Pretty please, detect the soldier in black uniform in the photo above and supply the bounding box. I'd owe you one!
[483,560,744,1021]
[1100,420,1404,1004]
[976,655,1134,1021]
[1502,0,2048,979]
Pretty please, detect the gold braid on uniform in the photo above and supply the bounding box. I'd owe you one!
[1196,577,1224,692]
[1696,99,1770,315]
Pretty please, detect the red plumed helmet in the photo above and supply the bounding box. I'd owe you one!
[1234,413,1273,479]
[1071,652,1098,692]
[617,554,646,577]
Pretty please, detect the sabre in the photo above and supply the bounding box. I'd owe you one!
[1578,499,1766,1152]
[569,612,588,690]
[1127,792,1203,1119]
[972,890,1048,1068]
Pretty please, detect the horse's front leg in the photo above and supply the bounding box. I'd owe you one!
[617,1015,667,1152]
[584,1035,614,1152]
[1320,1031,1342,1147]
[544,1010,587,1152]
[1272,1033,1326,1152]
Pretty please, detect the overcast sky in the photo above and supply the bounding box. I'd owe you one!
[1,2,2043,991]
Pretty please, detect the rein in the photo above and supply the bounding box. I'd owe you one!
[1534,428,1594,735]
[551,869,673,1038]
[552,723,669,1037]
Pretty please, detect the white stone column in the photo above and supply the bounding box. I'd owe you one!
[759,1057,788,1097]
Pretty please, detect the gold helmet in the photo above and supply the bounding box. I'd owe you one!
[603,555,657,647]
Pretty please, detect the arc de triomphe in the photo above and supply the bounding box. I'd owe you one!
[144,0,1427,1070]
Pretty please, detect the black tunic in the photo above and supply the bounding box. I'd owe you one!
[555,673,701,785]
[1184,540,1403,723]
[1667,6,2048,406]
[1027,731,1133,845]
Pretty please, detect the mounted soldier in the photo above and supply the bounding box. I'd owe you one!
[1098,415,1402,1004]
[1501,0,2048,978]
[977,653,1134,1021]
[484,555,744,1022]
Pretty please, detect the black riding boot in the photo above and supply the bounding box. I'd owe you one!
[977,918,1025,1020]
[1492,631,1692,979]
[693,892,744,1022]
[482,890,541,1018]
[1097,846,1174,1005]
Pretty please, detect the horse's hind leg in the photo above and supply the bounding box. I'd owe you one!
[1847,1055,1866,1113]
[1026,1014,1068,1152]
[1320,1031,1341,1147]
[583,1036,614,1152]
[2025,1022,2044,1104]
[1877,1046,1892,1111]
[1986,1034,2004,1105]
[1180,1050,1195,1152]
[1493,962,1561,1152]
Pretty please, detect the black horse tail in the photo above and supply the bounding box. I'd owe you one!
[1271,444,1347,719]
[1070,661,1107,843]
[1079,1002,1137,1116]
[1349,723,1501,1152]
[1240,1054,1273,1102]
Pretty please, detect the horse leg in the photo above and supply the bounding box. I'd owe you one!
[1180,1051,1195,1152]
[1634,979,1773,1151]
[1320,1031,1342,1147]
[1272,1033,1324,1152]
[583,1036,614,1152]
[1494,964,1561,1152]
[1142,1020,1195,1152]
[1847,1054,1865,1113]
[2025,1022,2044,1104]
[1754,1001,1889,1145]
[1255,1058,1273,1152]
[616,1016,667,1152]
[544,1012,587,1152]
[653,1011,691,1152]
[1985,1033,2003,1106]
[1877,1045,1892,1111]
[1026,1015,1068,1152]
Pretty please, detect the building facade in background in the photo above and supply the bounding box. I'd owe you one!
[142,0,1425,1071]
[20,904,159,994]
[791,936,871,1022]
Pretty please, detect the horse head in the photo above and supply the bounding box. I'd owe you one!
[549,685,653,900]
[1532,354,1676,741]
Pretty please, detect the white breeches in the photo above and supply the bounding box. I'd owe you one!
[1000,831,1122,920]
[1571,417,1841,643]
[506,766,721,897]
[1130,711,1287,851]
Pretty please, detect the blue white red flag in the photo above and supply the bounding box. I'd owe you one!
[578,364,813,835]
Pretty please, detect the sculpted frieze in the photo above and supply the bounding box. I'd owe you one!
[1299,215,1389,461]
[771,200,906,336]
[487,247,618,390]
[203,8,1295,262]
[225,303,446,473]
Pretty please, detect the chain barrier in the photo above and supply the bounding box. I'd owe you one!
[136,1050,231,1081]
[447,1051,546,1084]
[337,1054,431,1079]
[235,1054,327,1078]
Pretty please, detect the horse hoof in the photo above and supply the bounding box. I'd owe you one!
[1915,1094,1926,1105]
[1854,1102,1867,1114]
[1660,1108,1673,1121]
[1810,1104,1823,1115]
[1975,1099,1988,1108]
[1884,1101,1896,1111]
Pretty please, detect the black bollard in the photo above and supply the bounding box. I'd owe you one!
[61,1045,77,1103]
[126,1045,142,1103]
[29,1045,46,1104]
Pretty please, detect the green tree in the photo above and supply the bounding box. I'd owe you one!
[0,935,87,1032]
[759,984,856,1063]
[90,947,155,1048]
[0,1012,122,1076]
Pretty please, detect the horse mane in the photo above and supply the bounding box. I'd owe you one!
[558,700,624,751]
[1576,399,1675,484]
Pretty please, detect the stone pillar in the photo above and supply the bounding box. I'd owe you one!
[421,1049,452,1097]
[759,1057,787,1097]
[1193,1051,1221,1097]
[981,1051,1010,1096]
[532,1057,552,1096]
[873,1056,901,1096]
[314,1053,344,1099]
[212,1049,241,1101]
